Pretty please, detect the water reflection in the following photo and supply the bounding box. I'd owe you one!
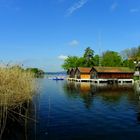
[63,82,95,109]
[64,81,136,108]
[64,81,140,126]
[2,80,140,140]
[1,102,37,140]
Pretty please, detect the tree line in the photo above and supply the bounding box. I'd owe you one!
[62,46,140,70]
[9,65,45,77]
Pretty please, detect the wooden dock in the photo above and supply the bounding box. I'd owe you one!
[67,78,134,84]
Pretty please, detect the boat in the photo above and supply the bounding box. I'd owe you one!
[52,76,64,80]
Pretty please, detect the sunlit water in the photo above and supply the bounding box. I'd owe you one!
[3,79,140,140]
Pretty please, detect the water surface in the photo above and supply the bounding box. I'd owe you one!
[34,79,140,140]
[3,79,140,140]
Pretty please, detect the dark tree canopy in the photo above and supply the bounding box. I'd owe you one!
[83,47,94,60]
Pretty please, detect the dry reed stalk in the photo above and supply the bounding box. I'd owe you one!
[0,66,37,139]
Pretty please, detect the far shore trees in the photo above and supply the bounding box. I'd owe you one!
[101,51,122,67]
[62,46,140,70]
[121,46,140,61]
[62,47,99,70]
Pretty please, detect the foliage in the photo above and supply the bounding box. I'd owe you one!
[121,59,135,68]
[101,51,122,67]
[93,55,100,66]
[62,47,99,70]
[83,47,94,59]
[120,45,140,69]
[62,45,140,70]
[26,68,45,77]
[83,47,95,67]
[121,46,140,61]
[62,56,80,70]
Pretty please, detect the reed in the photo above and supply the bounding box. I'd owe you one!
[0,65,37,138]
[0,66,36,107]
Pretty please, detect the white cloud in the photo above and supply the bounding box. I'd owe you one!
[69,40,79,46]
[58,55,68,60]
[66,0,88,16]
[110,2,118,11]
[130,8,139,13]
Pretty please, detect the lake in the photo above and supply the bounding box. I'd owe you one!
[2,79,140,140]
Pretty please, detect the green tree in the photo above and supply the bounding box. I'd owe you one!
[121,46,140,61]
[83,47,95,67]
[101,51,122,67]
[61,47,99,70]
[122,59,135,68]
[93,54,100,66]
[83,47,94,59]
[62,56,80,70]
[26,68,45,77]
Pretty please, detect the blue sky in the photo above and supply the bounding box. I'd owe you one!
[0,0,140,72]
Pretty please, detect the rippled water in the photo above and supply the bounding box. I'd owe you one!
[33,79,140,140]
[3,79,140,140]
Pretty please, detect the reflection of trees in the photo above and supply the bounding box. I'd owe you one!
[63,82,79,99]
[95,85,134,103]
[63,82,96,109]
[63,82,136,108]
[63,82,140,124]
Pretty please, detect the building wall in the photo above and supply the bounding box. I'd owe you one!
[90,71,97,79]
[80,74,90,79]
[98,73,134,79]
[70,70,75,78]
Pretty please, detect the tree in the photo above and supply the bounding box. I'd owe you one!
[83,47,94,59]
[83,47,95,67]
[121,46,140,61]
[93,54,100,66]
[61,56,80,70]
[122,59,135,68]
[61,47,100,70]
[26,68,45,77]
[101,51,122,67]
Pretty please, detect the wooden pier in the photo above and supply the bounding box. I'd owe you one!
[67,78,134,84]
[67,66,134,84]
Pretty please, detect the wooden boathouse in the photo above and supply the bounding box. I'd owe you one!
[67,68,76,80]
[75,67,91,82]
[67,66,134,84]
[90,66,134,84]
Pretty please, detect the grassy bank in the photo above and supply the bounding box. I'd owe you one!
[0,66,37,138]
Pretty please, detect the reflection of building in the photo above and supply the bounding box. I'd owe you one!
[64,81,95,109]
[64,81,135,109]
[75,82,91,93]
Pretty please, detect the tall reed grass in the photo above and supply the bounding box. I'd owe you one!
[0,65,37,138]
